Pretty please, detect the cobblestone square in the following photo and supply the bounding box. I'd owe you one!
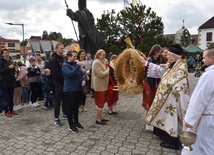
[0,73,198,155]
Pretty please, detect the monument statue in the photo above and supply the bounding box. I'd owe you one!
[66,0,100,56]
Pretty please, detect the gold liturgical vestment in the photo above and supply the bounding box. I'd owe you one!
[146,59,190,137]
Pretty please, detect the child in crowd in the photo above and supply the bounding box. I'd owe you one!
[195,62,202,77]
[42,69,54,109]
[14,62,22,105]
[15,61,29,105]
[27,57,41,107]
[195,63,202,71]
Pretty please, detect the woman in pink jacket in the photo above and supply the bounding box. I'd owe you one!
[16,61,29,105]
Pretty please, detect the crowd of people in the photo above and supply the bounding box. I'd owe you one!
[1,42,214,153]
[0,42,119,133]
[186,54,203,73]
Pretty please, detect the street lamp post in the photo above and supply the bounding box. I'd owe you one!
[6,23,26,64]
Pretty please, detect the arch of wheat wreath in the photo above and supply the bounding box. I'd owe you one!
[114,37,146,94]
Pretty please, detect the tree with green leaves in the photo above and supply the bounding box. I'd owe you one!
[97,9,123,54]
[41,30,72,47]
[42,30,49,40]
[57,38,72,47]
[96,4,173,55]
[20,40,27,46]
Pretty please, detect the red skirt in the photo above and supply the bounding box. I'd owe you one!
[94,91,106,109]
[142,81,157,111]
[106,90,118,107]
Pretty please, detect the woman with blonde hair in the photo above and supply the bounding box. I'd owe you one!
[91,49,109,125]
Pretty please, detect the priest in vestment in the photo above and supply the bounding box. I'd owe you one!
[139,44,190,150]
[182,47,214,155]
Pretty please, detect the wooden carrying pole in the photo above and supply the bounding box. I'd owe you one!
[124,37,134,48]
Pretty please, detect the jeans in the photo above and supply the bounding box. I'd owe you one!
[22,87,29,103]
[1,87,15,113]
[54,85,66,118]
[44,91,53,107]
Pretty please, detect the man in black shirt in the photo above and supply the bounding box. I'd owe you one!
[49,43,67,126]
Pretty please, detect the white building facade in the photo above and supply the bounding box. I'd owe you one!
[198,16,214,50]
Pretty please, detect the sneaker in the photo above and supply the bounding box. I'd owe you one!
[32,103,38,107]
[35,102,40,107]
[5,112,12,117]
[42,105,49,110]
[75,123,84,129]
[69,126,78,133]
[10,111,18,115]
[62,114,67,119]
[54,118,62,126]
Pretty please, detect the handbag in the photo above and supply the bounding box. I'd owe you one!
[82,85,89,95]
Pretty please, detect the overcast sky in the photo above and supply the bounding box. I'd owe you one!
[0,0,213,41]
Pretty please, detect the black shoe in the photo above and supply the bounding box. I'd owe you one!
[69,126,78,133]
[75,123,84,129]
[108,112,113,115]
[108,111,118,115]
[96,120,106,125]
[112,112,118,114]
[101,118,109,122]
[160,141,179,150]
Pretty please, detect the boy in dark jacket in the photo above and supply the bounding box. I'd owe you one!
[42,69,54,109]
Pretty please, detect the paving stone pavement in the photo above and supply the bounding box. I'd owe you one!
[0,73,199,155]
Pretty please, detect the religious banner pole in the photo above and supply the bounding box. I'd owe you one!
[64,0,79,41]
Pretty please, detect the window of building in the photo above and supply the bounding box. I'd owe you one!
[8,43,15,47]
[9,49,16,53]
[206,32,212,41]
